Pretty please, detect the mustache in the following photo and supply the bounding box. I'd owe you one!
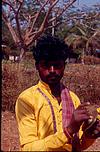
[47,74,60,78]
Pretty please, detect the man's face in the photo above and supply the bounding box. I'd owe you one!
[36,59,65,85]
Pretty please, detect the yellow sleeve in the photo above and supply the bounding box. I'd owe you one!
[70,91,81,108]
[21,132,68,151]
[15,97,70,151]
[97,107,100,119]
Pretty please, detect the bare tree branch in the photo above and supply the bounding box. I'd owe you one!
[16,0,23,16]
[49,0,76,24]
[39,0,59,30]
[29,0,50,33]
[24,0,59,46]
[2,0,16,13]
[2,9,19,43]
[2,0,77,60]
[36,0,46,12]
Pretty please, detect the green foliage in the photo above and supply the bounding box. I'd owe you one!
[55,4,100,56]
[55,24,70,39]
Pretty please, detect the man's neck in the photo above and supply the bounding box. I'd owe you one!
[49,83,61,97]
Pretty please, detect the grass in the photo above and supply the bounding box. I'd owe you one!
[2,59,100,112]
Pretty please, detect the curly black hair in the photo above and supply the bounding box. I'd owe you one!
[32,34,70,63]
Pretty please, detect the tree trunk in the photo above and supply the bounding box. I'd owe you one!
[19,48,25,61]
[81,48,85,64]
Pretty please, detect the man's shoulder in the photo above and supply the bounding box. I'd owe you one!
[69,90,80,108]
[16,83,43,108]
[69,90,79,99]
[17,83,39,103]
[16,82,45,111]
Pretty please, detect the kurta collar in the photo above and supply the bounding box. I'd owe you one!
[38,80,51,93]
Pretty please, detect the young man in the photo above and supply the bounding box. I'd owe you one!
[15,35,100,151]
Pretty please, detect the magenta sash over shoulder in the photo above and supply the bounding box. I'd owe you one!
[37,84,75,132]
[61,85,75,129]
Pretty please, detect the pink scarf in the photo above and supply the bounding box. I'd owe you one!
[37,84,75,132]
[61,84,75,129]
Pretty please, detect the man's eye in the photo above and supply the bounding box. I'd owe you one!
[41,64,48,68]
[55,65,62,68]
[40,63,64,69]
[54,64,63,68]
[53,64,58,68]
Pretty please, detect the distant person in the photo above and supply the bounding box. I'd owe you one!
[15,34,100,151]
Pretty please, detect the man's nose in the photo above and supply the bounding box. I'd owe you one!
[49,66,55,72]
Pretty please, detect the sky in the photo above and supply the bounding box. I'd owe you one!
[76,0,100,6]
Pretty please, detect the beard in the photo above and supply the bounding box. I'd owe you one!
[45,73,62,85]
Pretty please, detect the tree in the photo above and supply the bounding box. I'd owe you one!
[2,20,15,48]
[2,0,76,60]
[57,3,100,56]
[86,30,100,56]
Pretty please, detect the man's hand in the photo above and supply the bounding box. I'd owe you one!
[65,102,91,136]
[84,119,100,138]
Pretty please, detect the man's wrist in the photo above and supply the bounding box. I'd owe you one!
[64,127,74,139]
[84,129,100,139]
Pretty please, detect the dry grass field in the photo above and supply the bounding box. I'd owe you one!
[1,111,100,151]
[1,58,100,151]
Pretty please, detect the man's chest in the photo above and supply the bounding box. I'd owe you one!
[34,93,63,138]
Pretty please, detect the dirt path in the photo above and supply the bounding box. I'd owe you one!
[1,111,100,151]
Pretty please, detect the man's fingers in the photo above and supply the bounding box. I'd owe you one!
[74,113,90,122]
[76,109,90,115]
[77,102,90,110]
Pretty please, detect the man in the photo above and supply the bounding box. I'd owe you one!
[15,34,100,151]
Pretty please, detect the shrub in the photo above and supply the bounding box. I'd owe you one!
[2,61,39,112]
[63,64,100,105]
[2,60,100,113]
[83,55,100,65]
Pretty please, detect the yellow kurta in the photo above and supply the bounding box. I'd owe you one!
[15,81,100,151]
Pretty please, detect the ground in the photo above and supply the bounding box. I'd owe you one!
[1,111,100,151]
[1,111,20,151]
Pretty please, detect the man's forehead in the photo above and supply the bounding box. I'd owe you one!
[39,59,64,64]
